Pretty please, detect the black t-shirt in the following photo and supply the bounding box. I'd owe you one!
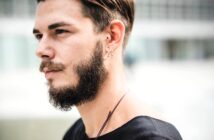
[63,116,182,140]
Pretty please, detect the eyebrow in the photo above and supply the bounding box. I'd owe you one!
[48,22,70,30]
[33,22,71,34]
[33,28,40,34]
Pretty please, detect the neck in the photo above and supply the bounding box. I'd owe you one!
[75,51,151,138]
[77,72,126,137]
[76,64,134,138]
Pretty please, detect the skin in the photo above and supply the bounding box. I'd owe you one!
[33,0,161,138]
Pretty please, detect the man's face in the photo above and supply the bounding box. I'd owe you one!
[33,0,107,110]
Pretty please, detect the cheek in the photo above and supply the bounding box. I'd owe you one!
[63,65,79,86]
[58,39,93,63]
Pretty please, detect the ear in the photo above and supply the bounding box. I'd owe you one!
[104,20,125,58]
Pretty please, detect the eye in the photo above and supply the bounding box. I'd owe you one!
[35,34,43,41]
[55,29,69,35]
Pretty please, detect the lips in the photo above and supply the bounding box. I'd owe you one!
[40,61,65,79]
[43,67,62,79]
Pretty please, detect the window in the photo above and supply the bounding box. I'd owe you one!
[135,0,214,21]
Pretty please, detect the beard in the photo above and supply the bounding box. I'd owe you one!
[40,41,108,111]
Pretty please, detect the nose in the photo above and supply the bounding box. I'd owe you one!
[36,37,55,60]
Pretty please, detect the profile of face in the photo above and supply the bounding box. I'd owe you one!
[33,0,108,110]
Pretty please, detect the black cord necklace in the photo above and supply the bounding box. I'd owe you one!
[95,93,127,139]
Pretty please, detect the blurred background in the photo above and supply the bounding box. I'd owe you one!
[0,0,214,139]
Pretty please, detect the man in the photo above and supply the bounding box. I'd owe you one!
[33,0,182,139]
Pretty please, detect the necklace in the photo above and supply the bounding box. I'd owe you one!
[95,93,127,139]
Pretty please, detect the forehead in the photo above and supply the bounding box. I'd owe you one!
[35,0,90,29]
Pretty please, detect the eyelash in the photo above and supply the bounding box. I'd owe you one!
[35,34,43,41]
[34,29,70,41]
[55,29,69,35]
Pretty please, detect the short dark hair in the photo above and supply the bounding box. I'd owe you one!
[37,0,135,48]
[37,0,44,2]
[37,0,45,2]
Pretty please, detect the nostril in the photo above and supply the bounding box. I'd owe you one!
[35,46,44,58]
[41,55,51,60]
[36,44,55,59]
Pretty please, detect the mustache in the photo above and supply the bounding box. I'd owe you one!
[40,60,65,72]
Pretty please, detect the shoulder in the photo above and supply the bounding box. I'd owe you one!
[63,118,85,140]
[124,116,182,140]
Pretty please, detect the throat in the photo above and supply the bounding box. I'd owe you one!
[96,93,127,138]
[77,91,128,138]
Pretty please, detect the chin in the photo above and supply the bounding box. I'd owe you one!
[48,79,73,89]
